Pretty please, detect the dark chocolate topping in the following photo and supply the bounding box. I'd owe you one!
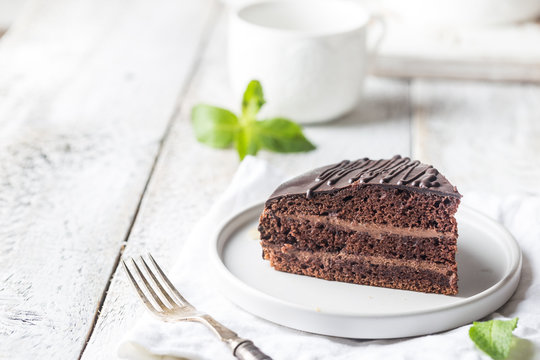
[268,155,461,201]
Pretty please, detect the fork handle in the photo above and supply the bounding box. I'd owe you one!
[233,340,273,360]
[198,315,272,359]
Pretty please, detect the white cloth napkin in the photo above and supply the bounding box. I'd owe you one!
[118,156,540,360]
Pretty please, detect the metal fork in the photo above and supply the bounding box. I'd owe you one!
[122,254,272,360]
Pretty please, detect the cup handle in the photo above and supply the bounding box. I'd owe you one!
[366,14,386,73]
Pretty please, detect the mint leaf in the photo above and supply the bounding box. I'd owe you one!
[469,318,518,360]
[242,80,265,120]
[235,125,259,160]
[254,118,316,153]
[191,80,315,160]
[191,105,239,148]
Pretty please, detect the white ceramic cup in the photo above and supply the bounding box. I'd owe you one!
[228,0,384,124]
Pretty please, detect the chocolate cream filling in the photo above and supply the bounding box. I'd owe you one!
[263,243,455,276]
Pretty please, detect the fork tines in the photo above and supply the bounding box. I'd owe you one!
[122,254,191,314]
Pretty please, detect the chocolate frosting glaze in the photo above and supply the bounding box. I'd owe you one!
[268,155,461,202]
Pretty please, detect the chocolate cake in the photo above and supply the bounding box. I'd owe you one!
[258,155,461,295]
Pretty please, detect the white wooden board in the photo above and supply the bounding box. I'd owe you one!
[358,1,540,82]
[1,1,540,359]
[373,21,540,82]
[0,0,216,358]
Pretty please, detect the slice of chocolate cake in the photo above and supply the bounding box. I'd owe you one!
[258,155,461,295]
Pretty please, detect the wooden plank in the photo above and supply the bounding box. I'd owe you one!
[374,56,540,83]
[411,79,540,194]
[81,10,411,359]
[80,8,237,359]
[0,0,215,358]
[368,13,540,82]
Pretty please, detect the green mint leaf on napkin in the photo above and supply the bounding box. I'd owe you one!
[255,118,316,153]
[191,80,315,160]
[242,80,266,120]
[469,318,518,360]
[191,105,239,148]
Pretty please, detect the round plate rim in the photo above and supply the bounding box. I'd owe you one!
[209,202,522,319]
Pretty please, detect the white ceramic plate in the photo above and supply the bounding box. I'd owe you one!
[210,203,521,338]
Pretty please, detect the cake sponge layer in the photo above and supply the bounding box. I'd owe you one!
[262,244,458,295]
[264,185,459,234]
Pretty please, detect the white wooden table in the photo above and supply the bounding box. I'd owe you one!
[1,1,539,359]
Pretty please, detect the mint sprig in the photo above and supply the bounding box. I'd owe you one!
[191,80,315,160]
[469,318,518,360]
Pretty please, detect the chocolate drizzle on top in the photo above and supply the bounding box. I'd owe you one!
[269,155,461,202]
